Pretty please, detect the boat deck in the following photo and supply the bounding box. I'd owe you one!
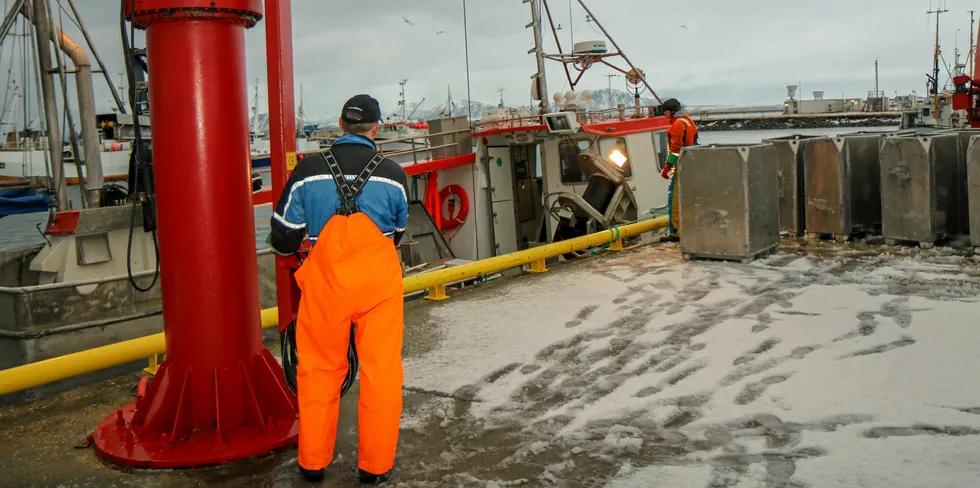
[2,240,980,487]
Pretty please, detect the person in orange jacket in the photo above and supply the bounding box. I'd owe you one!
[269,94,409,485]
[659,98,698,242]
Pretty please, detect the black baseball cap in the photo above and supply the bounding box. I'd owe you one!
[341,94,382,124]
[662,98,681,112]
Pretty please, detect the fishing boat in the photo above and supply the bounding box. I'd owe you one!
[904,9,974,129]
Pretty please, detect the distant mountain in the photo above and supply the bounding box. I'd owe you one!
[585,88,659,110]
[306,88,665,126]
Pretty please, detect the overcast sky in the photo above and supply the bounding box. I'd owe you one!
[3,0,979,123]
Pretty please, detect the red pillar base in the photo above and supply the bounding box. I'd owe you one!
[92,349,297,468]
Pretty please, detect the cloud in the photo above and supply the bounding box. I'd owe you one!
[2,0,976,123]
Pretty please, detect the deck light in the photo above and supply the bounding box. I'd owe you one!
[608,148,628,167]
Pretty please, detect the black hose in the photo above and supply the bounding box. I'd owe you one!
[281,319,359,398]
[121,0,159,293]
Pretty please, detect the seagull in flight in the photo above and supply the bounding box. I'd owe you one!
[679,25,688,30]
[436,30,446,35]
[402,16,413,26]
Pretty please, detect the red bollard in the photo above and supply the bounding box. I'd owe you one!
[92,0,297,468]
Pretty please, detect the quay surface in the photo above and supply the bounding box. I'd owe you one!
[2,240,980,487]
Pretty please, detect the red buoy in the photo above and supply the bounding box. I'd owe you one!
[91,0,297,468]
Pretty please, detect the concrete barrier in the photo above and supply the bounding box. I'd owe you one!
[803,135,882,240]
[948,129,980,235]
[762,135,820,237]
[678,144,779,262]
[969,136,980,250]
[879,134,960,248]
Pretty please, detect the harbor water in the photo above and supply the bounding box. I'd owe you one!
[0,126,898,253]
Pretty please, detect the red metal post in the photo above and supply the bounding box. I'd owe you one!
[91,0,297,468]
[264,0,302,334]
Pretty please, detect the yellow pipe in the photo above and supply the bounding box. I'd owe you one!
[0,333,166,397]
[403,217,667,293]
[0,311,282,396]
[0,217,666,396]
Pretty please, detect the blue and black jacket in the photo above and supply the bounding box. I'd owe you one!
[269,135,410,254]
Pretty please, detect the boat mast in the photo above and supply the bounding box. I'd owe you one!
[399,78,408,122]
[970,10,976,80]
[446,84,452,117]
[251,78,258,129]
[928,4,948,121]
[29,0,66,210]
[296,84,305,135]
[527,0,549,113]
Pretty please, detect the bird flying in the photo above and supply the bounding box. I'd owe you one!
[402,16,413,25]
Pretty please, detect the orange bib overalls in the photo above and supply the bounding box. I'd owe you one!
[293,151,404,475]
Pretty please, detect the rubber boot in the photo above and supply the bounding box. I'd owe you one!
[301,466,325,483]
[359,469,391,485]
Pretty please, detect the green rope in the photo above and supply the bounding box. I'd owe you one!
[584,207,668,256]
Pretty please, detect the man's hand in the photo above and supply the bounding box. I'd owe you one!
[661,164,673,180]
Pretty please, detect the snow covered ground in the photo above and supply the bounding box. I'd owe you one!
[400,242,980,487]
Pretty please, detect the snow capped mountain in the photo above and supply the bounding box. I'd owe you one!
[306,88,666,126]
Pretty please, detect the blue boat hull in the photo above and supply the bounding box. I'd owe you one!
[251,155,271,168]
[0,187,52,218]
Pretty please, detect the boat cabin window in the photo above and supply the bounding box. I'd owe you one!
[559,137,632,184]
[652,130,668,170]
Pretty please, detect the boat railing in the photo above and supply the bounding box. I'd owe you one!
[471,114,545,133]
[377,126,473,165]
[470,104,664,133]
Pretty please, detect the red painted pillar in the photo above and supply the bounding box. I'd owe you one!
[264,0,302,335]
[92,0,297,468]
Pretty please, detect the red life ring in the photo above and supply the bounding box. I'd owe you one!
[439,184,469,230]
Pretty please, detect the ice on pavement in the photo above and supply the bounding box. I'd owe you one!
[401,244,980,487]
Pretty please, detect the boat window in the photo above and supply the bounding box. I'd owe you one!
[559,137,633,184]
[652,130,668,170]
[599,137,632,178]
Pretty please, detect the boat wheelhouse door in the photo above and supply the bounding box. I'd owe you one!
[485,142,545,256]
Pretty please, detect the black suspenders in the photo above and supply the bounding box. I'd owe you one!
[322,149,386,216]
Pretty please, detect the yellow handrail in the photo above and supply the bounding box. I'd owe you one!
[0,217,666,397]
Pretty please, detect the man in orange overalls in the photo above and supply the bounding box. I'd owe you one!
[269,94,409,484]
[659,98,699,242]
